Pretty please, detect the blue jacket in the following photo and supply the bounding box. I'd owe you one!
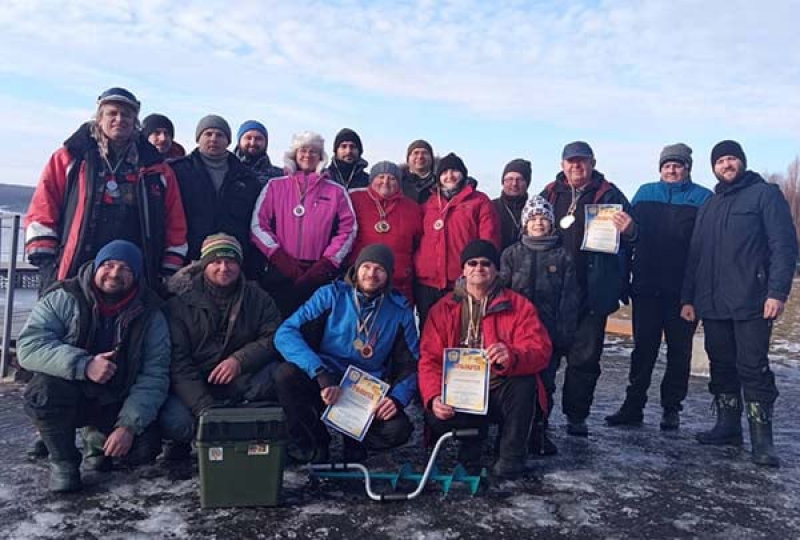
[275,279,419,406]
[629,179,712,297]
[682,171,798,320]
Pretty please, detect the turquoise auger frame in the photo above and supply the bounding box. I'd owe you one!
[308,429,488,501]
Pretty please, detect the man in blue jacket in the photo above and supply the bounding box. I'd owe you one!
[606,143,712,430]
[18,240,170,492]
[681,140,798,467]
[275,244,419,463]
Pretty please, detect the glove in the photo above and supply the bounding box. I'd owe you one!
[296,258,337,290]
[315,371,337,390]
[270,248,302,282]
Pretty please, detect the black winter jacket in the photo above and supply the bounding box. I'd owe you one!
[499,238,579,351]
[681,171,798,320]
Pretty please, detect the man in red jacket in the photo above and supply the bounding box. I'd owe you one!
[419,240,552,478]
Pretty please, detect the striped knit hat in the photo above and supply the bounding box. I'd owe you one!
[200,233,243,266]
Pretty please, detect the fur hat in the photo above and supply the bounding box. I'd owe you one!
[284,131,328,173]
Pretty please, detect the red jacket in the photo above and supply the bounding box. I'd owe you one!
[418,286,552,414]
[348,187,422,304]
[25,124,187,283]
[414,185,501,290]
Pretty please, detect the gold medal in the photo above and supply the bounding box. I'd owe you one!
[293,204,306,217]
[433,219,444,231]
[360,344,374,358]
[374,220,391,233]
[559,214,575,229]
[353,338,365,351]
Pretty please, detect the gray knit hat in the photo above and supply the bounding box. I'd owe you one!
[355,243,395,284]
[659,143,693,171]
[195,114,232,142]
[521,195,555,230]
[369,161,402,183]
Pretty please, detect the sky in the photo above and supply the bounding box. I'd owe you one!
[0,0,799,200]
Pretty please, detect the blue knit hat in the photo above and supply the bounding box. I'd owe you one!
[237,120,268,143]
[94,240,143,281]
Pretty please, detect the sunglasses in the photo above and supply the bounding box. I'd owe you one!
[466,259,493,268]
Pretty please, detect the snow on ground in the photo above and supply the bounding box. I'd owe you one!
[2,339,800,539]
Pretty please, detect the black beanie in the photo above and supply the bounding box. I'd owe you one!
[460,239,500,269]
[334,128,363,154]
[710,140,747,169]
[355,243,395,283]
[406,139,434,159]
[437,152,468,179]
[501,158,532,184]
[142,114,175,139]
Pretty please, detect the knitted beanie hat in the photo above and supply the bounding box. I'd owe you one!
[200,233,243,267]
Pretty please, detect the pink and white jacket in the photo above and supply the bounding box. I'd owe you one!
[250,170,357,267]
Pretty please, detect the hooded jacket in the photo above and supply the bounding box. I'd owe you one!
[275,275,419,406]
[25,123,188,284]
[17,262,170,434]
[681,171,798,320]
[414,184,501,290]
[348,187,423,303]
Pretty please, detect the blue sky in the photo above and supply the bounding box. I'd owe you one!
[1,0,798,199]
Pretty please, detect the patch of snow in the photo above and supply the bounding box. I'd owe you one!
[9,511,63,540]
[496,494,559,528]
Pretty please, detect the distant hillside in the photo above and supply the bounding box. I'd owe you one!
[0,183,34,214]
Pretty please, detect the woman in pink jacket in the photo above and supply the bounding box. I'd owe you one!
[251,131,357,316]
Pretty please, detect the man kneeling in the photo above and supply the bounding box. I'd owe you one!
[159,234,283,458]
[275,244,419,463]
[19,241,170,492]
[419,240,552,478]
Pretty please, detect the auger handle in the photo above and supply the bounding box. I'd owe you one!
[451,428,480,439]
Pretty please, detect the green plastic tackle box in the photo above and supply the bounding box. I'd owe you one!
[197,406,288,508]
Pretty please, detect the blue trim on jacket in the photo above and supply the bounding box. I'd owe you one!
[275,281,420,406]
[632,178,712,208]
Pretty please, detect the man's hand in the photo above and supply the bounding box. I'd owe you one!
[432,396,455,421]
[374,397,398,421]
[321,386,342,406]
[764,298,785,320]
[680,304,696,322]
[485,342,511,369]
[612,210,635,235]
[208,357,241,385]
[86,351,117,384]
[103,426,134,458]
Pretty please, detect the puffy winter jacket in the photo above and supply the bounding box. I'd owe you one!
[166,266,283,415]
[25,123,188,284]
[17,262,170,435]
[251,170,357,267]
[275,277,419,406]
[418,286,552,413]
[682,171,798,320]
[500,238,579,351]
[414,185,501,290]
[348,187,422,303]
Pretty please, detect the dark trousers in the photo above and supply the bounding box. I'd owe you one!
[703,318,778,403]
[24,373,161,464]
[424,376,538,463]
[274,363,412,453]
[534,350,561,423]
[625,295,697,412]
[557,311,608,421]
[414,283,450,331]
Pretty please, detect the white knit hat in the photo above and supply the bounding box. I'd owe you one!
[521,195,555,230]
[284,131,328,173]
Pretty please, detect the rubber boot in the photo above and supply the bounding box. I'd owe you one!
[81,427,112,472]
[27,437,49,459]
[40,429,82,492]
[660,409,680,431]
[746,402,779,468]
[696,393,743,445]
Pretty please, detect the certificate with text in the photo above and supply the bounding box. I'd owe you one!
[322,365,390,442]
[581,204,622,254]
[441,348,490,415]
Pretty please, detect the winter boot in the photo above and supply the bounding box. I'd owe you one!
[492,457,526,479]
[696,393,743,445]
[81,427,111,472]
[660,409,680,431]
[27,437,49,459]
[162,441,192,462]
[605,403,644,427]
[457,440,484,475]
[566,417,589,437]
[40,429,82,492]
[342,438,368,464]
[746,402,780,468]
[529,422,557,456]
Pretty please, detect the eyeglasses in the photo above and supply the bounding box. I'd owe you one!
[466,259,493,268]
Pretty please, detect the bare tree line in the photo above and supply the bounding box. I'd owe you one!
[765,156,800,255]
